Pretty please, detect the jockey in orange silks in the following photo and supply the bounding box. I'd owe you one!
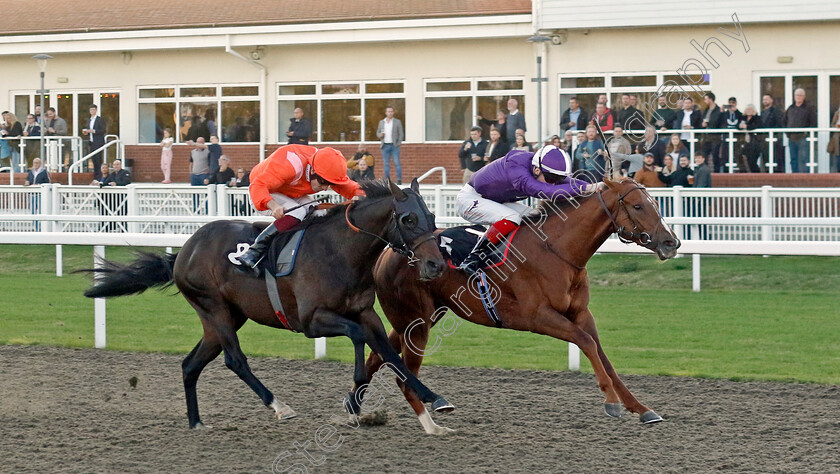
[237,144,362,269]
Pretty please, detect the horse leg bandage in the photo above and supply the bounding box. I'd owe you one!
[485,219,519,245]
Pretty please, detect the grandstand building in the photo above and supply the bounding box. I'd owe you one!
[1,0,840,183]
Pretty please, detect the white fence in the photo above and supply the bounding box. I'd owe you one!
[1,183,839,242]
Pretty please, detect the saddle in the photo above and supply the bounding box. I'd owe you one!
[264,228,306,277]
[439,225,521,270]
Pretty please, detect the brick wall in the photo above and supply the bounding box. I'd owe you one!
[124,143,463,185]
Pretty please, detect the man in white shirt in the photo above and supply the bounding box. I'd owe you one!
[82,104,107,179]
[505,98,526,144]
[376,106,405,184]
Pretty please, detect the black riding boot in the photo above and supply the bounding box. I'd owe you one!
[238,224,279,270]
[457,235,495,276]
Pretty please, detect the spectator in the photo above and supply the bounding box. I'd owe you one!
[43,107,68,136]
[672,97,702,143]
[661,154,677,176]
[232,167,250,187]
[348,144,376,174]
[562,130,574,155]
[286,107,312,145]
[82,104,107,179]
[591,102,614,130]
[102,159,131,186]
[635,125,666,166]
[700,92,725,172]
[505,98,526,145]
[659,155,693,187]
[783,88,818,173]
[91,163,110,186]
[484,128,508,164]
[650,96,675,131]
[207,135,223,176]
[693,153,712,187]
[597,94,615,124]
[760,94,784,173]
[574,125,606,183]
[511,133,533,152]
[560,97,588,132]
[159,128,174,183]
[738,104,761,173]
[24,157,49,185]
[21,113,41,168]
[665,133,690,164]
[829,107,840,172]
[476,110,508,142]
[205,108,217,137]
[185,112,210,142]
[377,106,404,184]
[632,153,666,187]
[719,97,744,170]
[458,126,488,183]
[349,157,375,182]
[33,105,42,124]
[617,94,638,128]
[608,123,632,155]
[189,137,211,186]
[550,135,562,149]
[211,155,235,185]
[1,111,23,172]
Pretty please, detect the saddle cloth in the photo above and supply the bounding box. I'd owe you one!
[264,228,306,277]
[439,225,520,270]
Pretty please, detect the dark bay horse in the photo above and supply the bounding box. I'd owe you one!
[366,177,680,434]
[83,179,454,429]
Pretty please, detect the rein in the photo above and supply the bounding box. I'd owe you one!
[344,201,433,266]
[597,185,657,245]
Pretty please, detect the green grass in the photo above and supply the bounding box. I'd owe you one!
[1,245,838,384]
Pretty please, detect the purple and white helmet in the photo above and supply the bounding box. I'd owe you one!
[532,145,572,177]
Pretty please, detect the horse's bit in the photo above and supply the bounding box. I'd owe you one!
[597,185,662,245]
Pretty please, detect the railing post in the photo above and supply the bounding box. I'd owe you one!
[761,185,773,242]
[40,183,52,232]
[315,337,326,359]
[216,184,228,217]
[568,343,580,371]
[765,132,778,174]
[687,131,698,162]
[207,184,217,216]
[434,185,444,220]
[725,131,737,173]
[806,130,819,173]
[56,245,63,277]
[127,184,139,233]
[51,183,61,233]
[94,245,107,349]
[672,186,684,241]
[692,254,701,292]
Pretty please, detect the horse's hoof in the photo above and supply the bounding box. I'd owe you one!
[429,426,455,436]
[604,402,623,418]
[431,396,455,413]
[344,393,361,416]
[640,410,664,424]
[270,399,297,420]
[191,422,210,430]
[276,409,297,421]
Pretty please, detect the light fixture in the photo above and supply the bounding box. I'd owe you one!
[526,34,551,43]
[32,53,53,72]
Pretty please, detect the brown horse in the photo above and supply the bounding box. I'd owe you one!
[83,179,455,429]
[365,177,680,434]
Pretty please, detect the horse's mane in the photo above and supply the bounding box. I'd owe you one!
[522,178,639,225]
[303,179,394,226]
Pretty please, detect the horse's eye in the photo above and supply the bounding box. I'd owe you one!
[400,213,418,229]
[633,204,642,210]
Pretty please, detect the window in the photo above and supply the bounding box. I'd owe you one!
[558,72,713,129]
[12,90,120,137]
[137,85,260,143]
[424,78,525,141]
[277,81,405,143]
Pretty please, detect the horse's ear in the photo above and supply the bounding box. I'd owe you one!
[602,177,619,190]
[388,179,408,201]
[410,178,420,193]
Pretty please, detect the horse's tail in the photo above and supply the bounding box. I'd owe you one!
[80,252,178,298]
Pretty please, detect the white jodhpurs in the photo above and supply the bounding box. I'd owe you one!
[267,193,317,220]
[456,184,532,226]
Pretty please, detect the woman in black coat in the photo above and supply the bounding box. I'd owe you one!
[738,104,762,173]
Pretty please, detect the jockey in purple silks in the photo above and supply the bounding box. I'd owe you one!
[456,145,595,274]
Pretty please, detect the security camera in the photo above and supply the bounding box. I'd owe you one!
[551,34,566,45]
[250,50,262,61]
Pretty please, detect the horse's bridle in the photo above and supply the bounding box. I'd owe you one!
[344,200,436,266]
[597,184,661,246]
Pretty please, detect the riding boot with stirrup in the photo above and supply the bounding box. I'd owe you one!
[237,224,279,271]
[457,235,494,276]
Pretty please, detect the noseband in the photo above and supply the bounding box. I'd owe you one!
[597,185,661,245]
[344,201,435,266]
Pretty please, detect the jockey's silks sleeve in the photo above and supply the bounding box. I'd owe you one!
[330,180,364,200]
[248,157,300,211]
[511,173,590,201]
